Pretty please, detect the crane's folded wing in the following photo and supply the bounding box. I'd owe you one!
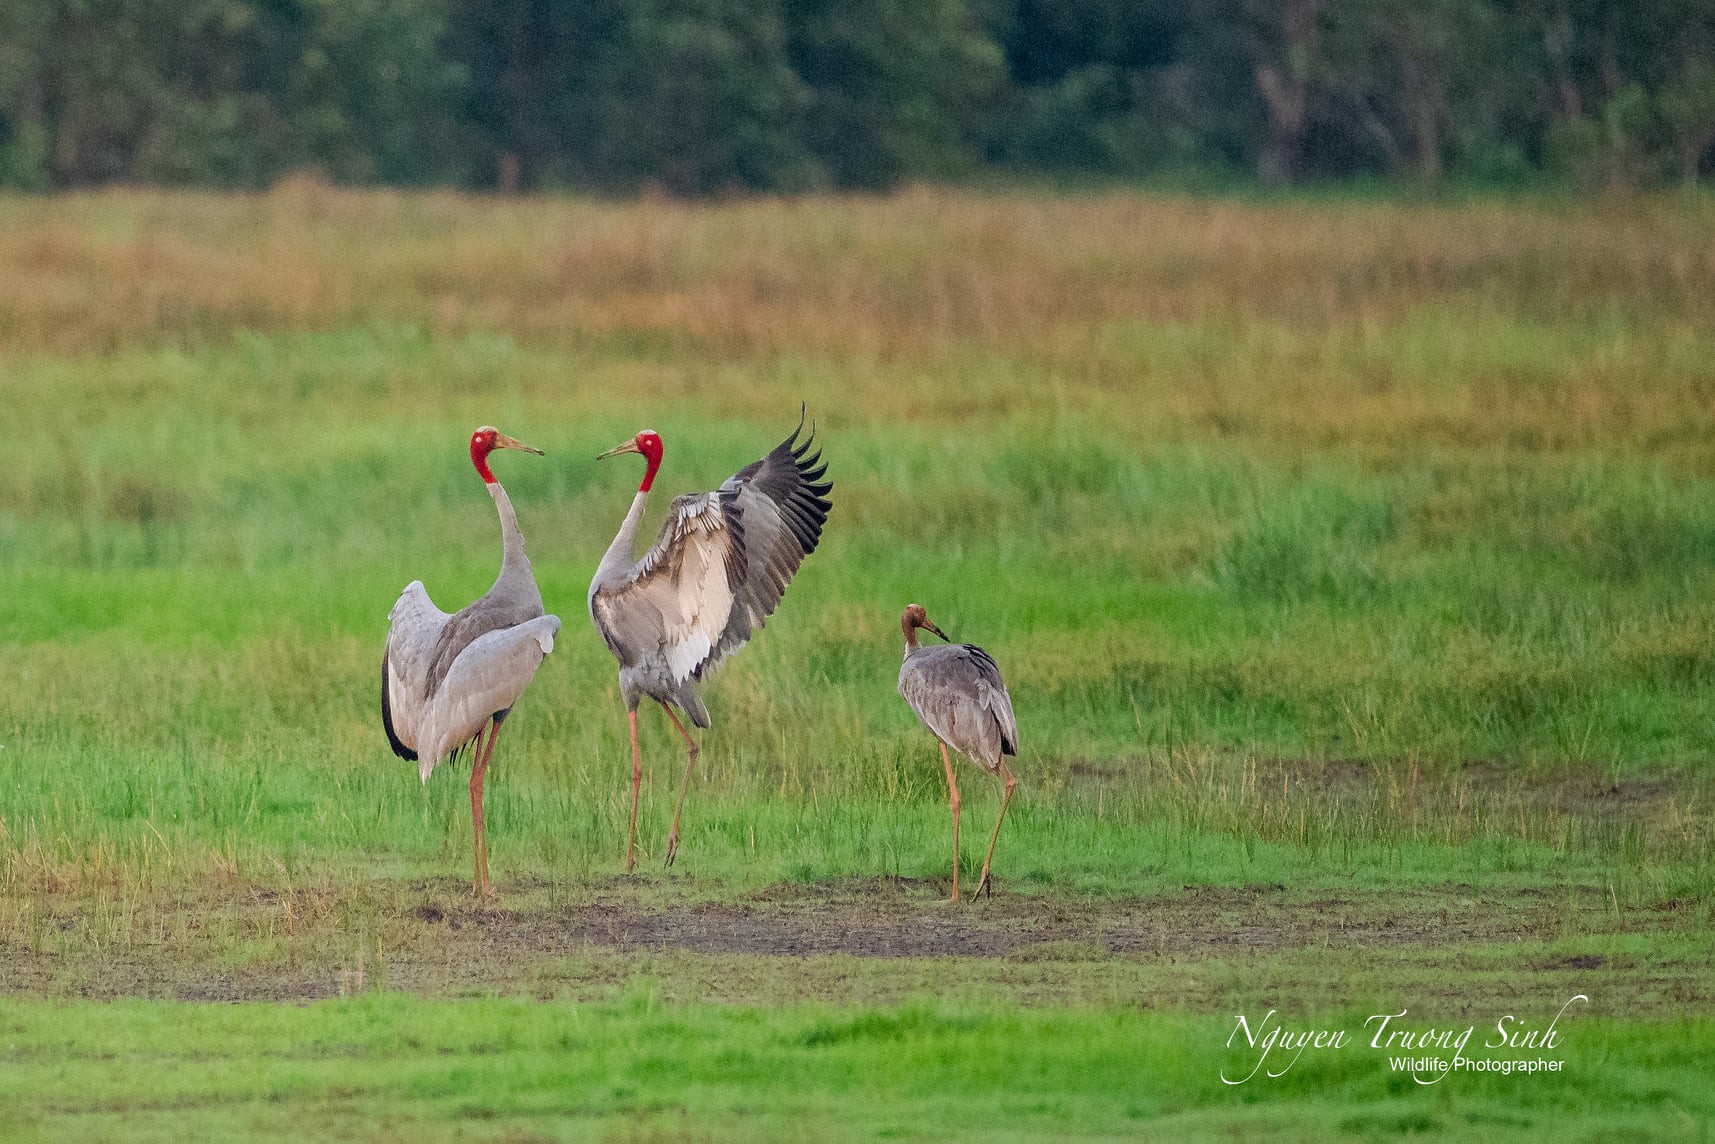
[898,644,1017,767]
[975,651,1019,757]
[383,580,452,761]
[415,614,561,781]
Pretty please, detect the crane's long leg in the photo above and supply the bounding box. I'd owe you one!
[659,701,701,867]
[625,710,642,872]
[974,762,1016,899]
[469,716,504,898]
[940,741,961,902]
[467,719,494,897]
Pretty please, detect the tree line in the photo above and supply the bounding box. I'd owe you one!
[2,0,1714,194]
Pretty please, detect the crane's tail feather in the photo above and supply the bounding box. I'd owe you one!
[675,684,712,729]
[380,653,418,763]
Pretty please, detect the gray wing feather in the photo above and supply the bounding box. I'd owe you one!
[589,416,832,698]
[590,493,741,687]
[383,580,451,761]
[424,591,545,702]
[898,643,1018,771]
[975,649,1019,757]
[695,420,833,680]
[414,614,560,781]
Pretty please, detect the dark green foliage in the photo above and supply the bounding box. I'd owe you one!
[788,0,1002,188]
[452,0,818,192]
[3,0,1715,191]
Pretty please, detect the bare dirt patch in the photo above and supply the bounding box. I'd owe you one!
[428,878,1579,961]
[2,876,1700,1008]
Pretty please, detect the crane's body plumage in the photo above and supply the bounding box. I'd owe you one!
[380,429,557,895]
[384,481,558,780]
[898,642,1018,774]
[383,585,558,780]
[896,604,1019,900]
[590,415,832,866]
[589,421,832,721]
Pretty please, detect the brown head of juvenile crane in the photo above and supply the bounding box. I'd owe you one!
[381,426,561,897]
[896,604,1019,901]
[588,409,832,869]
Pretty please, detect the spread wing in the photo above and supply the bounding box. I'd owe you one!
[694,416,833,680]
[589,414,833,689]
[413,614,560,780]
[382,580,451,762]
[590,492,745,687]
[898,643,1018,770]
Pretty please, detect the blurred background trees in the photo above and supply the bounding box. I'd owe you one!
[2,0,1714,192]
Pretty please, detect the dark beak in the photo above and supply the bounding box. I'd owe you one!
[596,440,641,461]
[925,621,951,642]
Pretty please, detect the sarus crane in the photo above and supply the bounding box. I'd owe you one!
[590,412,832,869]
[381,426,561,897]
[897,604,1019,901]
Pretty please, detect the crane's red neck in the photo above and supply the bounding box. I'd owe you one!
[637,433,663,493]
[471,431,500,484]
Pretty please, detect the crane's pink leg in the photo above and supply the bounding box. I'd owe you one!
[658,701,700,867]
[940,742,961,902]
[975,762,1016,899]
[625,710,642,872]
[469,718,502,898]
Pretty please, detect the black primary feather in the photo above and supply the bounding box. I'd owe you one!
[380,653,418,762]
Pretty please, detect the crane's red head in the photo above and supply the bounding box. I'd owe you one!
[902,603,950,643]
[469,425,544,484]
[596,429,664,492]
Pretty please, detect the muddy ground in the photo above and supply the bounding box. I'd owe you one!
[2,876,1704,1014]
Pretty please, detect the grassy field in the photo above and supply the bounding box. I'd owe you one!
[4,998,1712,1140]
[1,185,1713,1139]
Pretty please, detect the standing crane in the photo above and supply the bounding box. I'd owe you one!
[381,426,561,897]
[897,604,1019,901]
[589,412,832,869]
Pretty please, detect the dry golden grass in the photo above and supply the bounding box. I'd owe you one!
[4,184,1714,462]
[5,184,1713,348]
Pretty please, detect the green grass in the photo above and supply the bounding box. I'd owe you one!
[2,334,1711,899]
[1,996,1710,1141]
[1,190,1713,1137]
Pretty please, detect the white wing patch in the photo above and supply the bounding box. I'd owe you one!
[596,493,737,688]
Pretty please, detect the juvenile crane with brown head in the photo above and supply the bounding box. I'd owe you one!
[897,603,1019,900]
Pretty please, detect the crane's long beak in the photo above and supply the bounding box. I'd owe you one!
[495,433,544,455]
[597,440,641,461]
[925,621,952,642]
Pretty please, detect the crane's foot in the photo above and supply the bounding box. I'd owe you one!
[975,871,995,898]
[664,830,680,867]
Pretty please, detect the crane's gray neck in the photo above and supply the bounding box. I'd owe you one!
[489,481,541,605]
[596,489,650,584]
